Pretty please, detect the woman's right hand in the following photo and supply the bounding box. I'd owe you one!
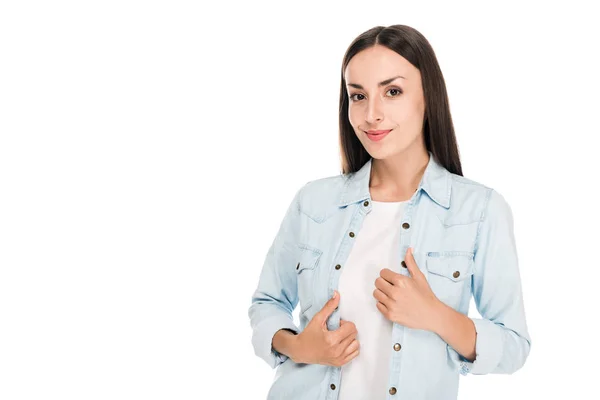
[292,290,360,366]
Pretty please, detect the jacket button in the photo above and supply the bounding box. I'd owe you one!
[401,261,407,268]
[363,200,369,207]
[296,262,300,270]
[335,264,341,270]
[402,222,410,229]
[389,387,397,395]
[393,343,401,351]
[349,232,355,237]
[330,383,336,390]
[453,271,460,278]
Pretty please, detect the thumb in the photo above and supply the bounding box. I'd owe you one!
[319,290,339,328]
[405,247,423,280]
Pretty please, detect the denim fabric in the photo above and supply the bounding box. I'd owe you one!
[248,151,531,400]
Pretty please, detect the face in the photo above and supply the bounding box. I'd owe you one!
[344,45,426,159]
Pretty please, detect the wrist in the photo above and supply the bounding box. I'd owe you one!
[429,298,448,334]
[273,328,300,361]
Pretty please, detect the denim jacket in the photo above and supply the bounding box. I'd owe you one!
[248,152,531,400]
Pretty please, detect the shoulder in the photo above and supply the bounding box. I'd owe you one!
[449,173,512,223]
[443,172,516,227]
[449,172,489,195]
[295,173,347,222]
[302,173,346,200]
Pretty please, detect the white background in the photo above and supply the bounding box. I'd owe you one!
[1,1,598,399]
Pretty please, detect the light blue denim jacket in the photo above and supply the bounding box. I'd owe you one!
[248,152,531,400]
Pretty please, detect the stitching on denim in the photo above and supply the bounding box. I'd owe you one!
[473,188,494,272]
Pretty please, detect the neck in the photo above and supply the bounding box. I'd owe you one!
[369,148,429,201]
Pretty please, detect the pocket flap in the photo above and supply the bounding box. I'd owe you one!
[296,245,322,273]
[426,254,474,282]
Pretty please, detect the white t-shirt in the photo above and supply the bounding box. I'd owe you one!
[337,199,408,400]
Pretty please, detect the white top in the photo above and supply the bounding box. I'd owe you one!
[337,199,408,400]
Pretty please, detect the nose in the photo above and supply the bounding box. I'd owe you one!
[366,96,383,124]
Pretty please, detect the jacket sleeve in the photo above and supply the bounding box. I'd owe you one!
[447,188,532,375]
[248,182,308,369]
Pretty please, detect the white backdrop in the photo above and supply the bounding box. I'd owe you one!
[1,1,598,399]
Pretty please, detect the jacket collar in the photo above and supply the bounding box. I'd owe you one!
[337,151,451,209]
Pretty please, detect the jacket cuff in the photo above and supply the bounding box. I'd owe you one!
[252,314,299,369]
[447,317,504,376]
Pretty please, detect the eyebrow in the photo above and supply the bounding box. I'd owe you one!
[346,75,406,89]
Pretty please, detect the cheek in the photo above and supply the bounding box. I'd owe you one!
[387,103,415,122]
[407,98,426,120]
[348,106,361,126]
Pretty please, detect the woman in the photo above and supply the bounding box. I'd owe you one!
[248,24,531,400]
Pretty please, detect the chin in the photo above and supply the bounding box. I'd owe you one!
[365,147,393,160]
[370,143,414,160]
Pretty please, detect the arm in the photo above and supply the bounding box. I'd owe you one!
[444,188,532,375]
[431,301,477,362]
[272,328,300,362]
[248,182,308,369]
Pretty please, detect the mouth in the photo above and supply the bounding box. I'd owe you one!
[365,129,392,142]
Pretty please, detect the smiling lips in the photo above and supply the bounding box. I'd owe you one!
[366,129,392,142]
[367,130,392,134]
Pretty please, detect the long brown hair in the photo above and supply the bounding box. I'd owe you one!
[339,25,463,177]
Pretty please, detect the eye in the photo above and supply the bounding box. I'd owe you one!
[349,87,403,102]
[386,87,403,97]
[349,93,365,102]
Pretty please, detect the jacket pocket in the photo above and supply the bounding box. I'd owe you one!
[296,244,322,316]
[425,252,474,310]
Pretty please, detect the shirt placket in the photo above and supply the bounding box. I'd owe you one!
[324,193,420,400]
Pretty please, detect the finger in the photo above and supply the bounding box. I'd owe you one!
[373,287,390,306]
[319,290,340,329]
[405,247,424,281]
[374,276,394,298]
[376,300,390,318]
[342,348,360,364]
[338,330,357,349]
[333,320,357,343]
[341,340,360,361]
[380,267,404,286]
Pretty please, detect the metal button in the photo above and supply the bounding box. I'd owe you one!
[389,387,397,395]
[330,384,336,390]
[393,343,401,351]
[402,222,410,229]
[335,264,341,270]
[401,261,407,268]
[363,200,369,207]
[349,232,355,238]
[453,271,460,278]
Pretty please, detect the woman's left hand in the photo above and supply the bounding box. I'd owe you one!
[373,247,441,332]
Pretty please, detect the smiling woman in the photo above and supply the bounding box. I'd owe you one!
[345,50,424,157]
[248,24,532,400]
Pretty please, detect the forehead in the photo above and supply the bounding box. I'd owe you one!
[344,45,418,84]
